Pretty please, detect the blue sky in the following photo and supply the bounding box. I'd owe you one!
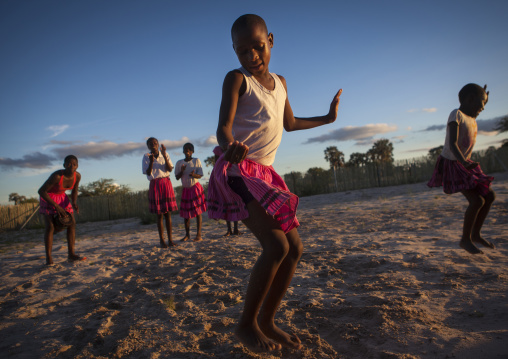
[1,0,507,204]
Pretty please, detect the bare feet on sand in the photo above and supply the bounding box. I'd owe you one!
[460,239,483,254]
[180,236,189,242]
[472,235,495,249]
[235,324,282,353]
[193,236,202,242]
[259,322,302,350]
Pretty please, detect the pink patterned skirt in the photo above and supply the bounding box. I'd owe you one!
[180,183,207,219]
[40,193,74,215]
[207,147,299,234]
[427,156,493,197]
[148,177,178,214]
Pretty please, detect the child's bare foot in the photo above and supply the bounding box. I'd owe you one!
[46,259,54,265]
[168,241,177,247]
[472,235,495,249]
[223,231,232,237]
[260,322,302,350]
[180,236,189,242]
[68,254,86,262]
[233,230,243,236]
[460,239,483,254]
[160,241,168,248]
[235,324,281,353]
[193,235,202,242]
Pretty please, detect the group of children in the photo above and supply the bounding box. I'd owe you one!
[38,14,497,354]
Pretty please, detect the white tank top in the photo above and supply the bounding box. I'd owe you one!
[232,67,287,166]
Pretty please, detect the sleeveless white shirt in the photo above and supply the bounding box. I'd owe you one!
[232,67,287,167]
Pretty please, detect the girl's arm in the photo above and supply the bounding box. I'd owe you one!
[189,160,203,179]
[144,154,154,176]
[448,122,478,170]
[217,71,250,164]
[280,75,342,132]
[38,172,67,216]
[160,144,173,172]
[175,162,185,180]
[71,172,81,214]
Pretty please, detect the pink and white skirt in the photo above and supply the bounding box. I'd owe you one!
[427,156,493,197]
[39,193,73,215]
[180,182,207,219]
[148,177,178,214]
[207,147,299,234]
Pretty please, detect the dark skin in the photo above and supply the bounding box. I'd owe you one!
[448,85,495,254]
[145,139,175,248]
[175,146,203,242]
[38,158,83,265]
[224,221,241,237]
[217,22,342,353]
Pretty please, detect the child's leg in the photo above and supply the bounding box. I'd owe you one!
[194,214,202,242]
[156,214,168,248]
[233,221,242,235]
[471,188,495,248]
[66,214,83,261]
[164,212,175,246]
[224,221,233,237]
[258,227,302,349]
[460,189,489,254]
[181,218,190,241]
[235,200,293,352]
[43,215,55,265]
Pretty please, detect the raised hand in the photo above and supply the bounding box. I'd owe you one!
[160,143,167,155]
[326,89,343,123]
[483,84,489,104]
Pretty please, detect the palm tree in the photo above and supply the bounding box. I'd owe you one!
[347,152,368,167]
[324,146,344,191]
[367,139,394,163]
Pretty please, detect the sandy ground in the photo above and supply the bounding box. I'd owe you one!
[1,174,507,359]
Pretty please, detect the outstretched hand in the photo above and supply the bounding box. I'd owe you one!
[326,89,343,124]
[224,141,249,164]
[483,84,489,105]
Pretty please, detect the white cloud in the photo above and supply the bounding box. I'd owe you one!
[306,123,398,145]
[407,108,437,113]
[47,125,69,137]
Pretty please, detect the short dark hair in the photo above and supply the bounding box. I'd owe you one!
[458,83,485,104]
[231,14,268,40]
[146,137,158,146]
[64,155,78,165]
[183,143,194,152]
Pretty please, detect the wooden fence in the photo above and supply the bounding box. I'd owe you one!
[284,146,508,197]
[2,147,507,230]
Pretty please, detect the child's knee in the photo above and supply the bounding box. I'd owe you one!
[289,238,303,260]
[266,239,290,262]
[485,189,495,204]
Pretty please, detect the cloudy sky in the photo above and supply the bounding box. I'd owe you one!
[1,0,507,204]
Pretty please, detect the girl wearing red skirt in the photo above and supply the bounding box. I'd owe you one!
[38,155,85,265]
[428,83,495,254]
[142,137,178,248]
[175,143,206,242]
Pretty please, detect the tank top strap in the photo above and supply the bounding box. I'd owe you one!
[58,170,65,187]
